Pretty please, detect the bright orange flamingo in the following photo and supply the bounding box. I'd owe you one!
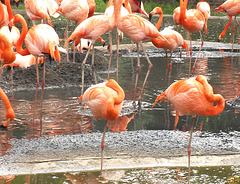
[0,33,15,128]
[114,0,168,104]
[215,0,240,51]
[149,7,189,83]
[179,0,206,77]
[10,13,64,133]
[64,6,115,95]
[152,75,225,183]
[55,0,89,62]
[0,0,13,28]
[79,79,125,176]
[0,87,15,127]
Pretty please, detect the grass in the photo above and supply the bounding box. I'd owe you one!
[12,0,220,16]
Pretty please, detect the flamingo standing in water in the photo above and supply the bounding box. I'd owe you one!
[179,0,206,77]
[149,7,189,83]
[113,0,168,104]
[152,75,225,183]
[215,0,240,51]
[79,79,125,176]
[64,5,115,95]
[10,14,64,134]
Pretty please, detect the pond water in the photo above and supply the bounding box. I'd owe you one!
[0,14,240,183]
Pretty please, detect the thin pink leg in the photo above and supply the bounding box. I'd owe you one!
[100,121,108,176]
[188,116,196,183]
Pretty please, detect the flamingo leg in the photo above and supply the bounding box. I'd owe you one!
[107,30,113,80]
[231,16,236,51]
[33,56,40,135]
[168,53,172,86]
[187,116,196,184]
[81,42,93,95]
[188,33,192,78]
[218,15,232,42]
[116,30,119,82]
[100,120,108,176]
[165,52,169,89]
[191,31,205,76]
[138,42,153,103]
[91,44,96,84]
[11,64,13,99]
[133,43,140,107]
[40,60,46,137]
[65,20,70,63]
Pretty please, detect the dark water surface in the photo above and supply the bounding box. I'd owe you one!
[0,14,240,183]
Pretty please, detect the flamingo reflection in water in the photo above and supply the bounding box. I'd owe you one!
[152,75,225,183]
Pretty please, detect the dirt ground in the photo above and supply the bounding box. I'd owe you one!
[0,48,109,93]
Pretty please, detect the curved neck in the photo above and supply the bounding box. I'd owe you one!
[196,75,225,116]
[5,0,13,21]
[13,14,30,55]
[0,87,12,112]
[0,33,16,64]
[151,7,163,30]
[106,79,125,120]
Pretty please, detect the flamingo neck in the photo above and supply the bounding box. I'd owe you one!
[0,87,13,115]
[14,14,30,56]
[155,9,163,30]
[113,0,122,25]
[5,0,13,21]
[0,33,16,64]
[195,75,225,116]
[106,79,125,120]
[180,0,187,25]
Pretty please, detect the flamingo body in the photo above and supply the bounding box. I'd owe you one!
[215,0,240,16]
[153,75,225,117]
[79,79,125,121]
[152,27,188,54]
[57,0,89,24]
[173,7,181,25]
[197,1,211,21]
[0,26,20,46]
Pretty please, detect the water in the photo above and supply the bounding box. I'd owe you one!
[0,14,240,183]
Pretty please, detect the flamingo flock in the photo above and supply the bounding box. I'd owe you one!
[2,0,238,182]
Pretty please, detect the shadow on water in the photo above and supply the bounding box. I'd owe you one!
[0,14,240,183]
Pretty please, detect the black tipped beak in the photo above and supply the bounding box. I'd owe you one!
[103,42,105,47]
[149,13,152,22]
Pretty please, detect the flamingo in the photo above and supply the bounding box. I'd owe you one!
[79,79,125,176]
[149,7,189,77]
[10,13,64,133]
[104,0,131,80]
[24,0,54,26]
[0,0,13,28]
[0,33,16,128]
[215,0,240,51]
[2,53,37,68]
[64,5,115,95]
[152,75,225,183]
[179,0,206,77]
[114,0,168,104]
[173,6,181,26]
[55,0,89,62]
